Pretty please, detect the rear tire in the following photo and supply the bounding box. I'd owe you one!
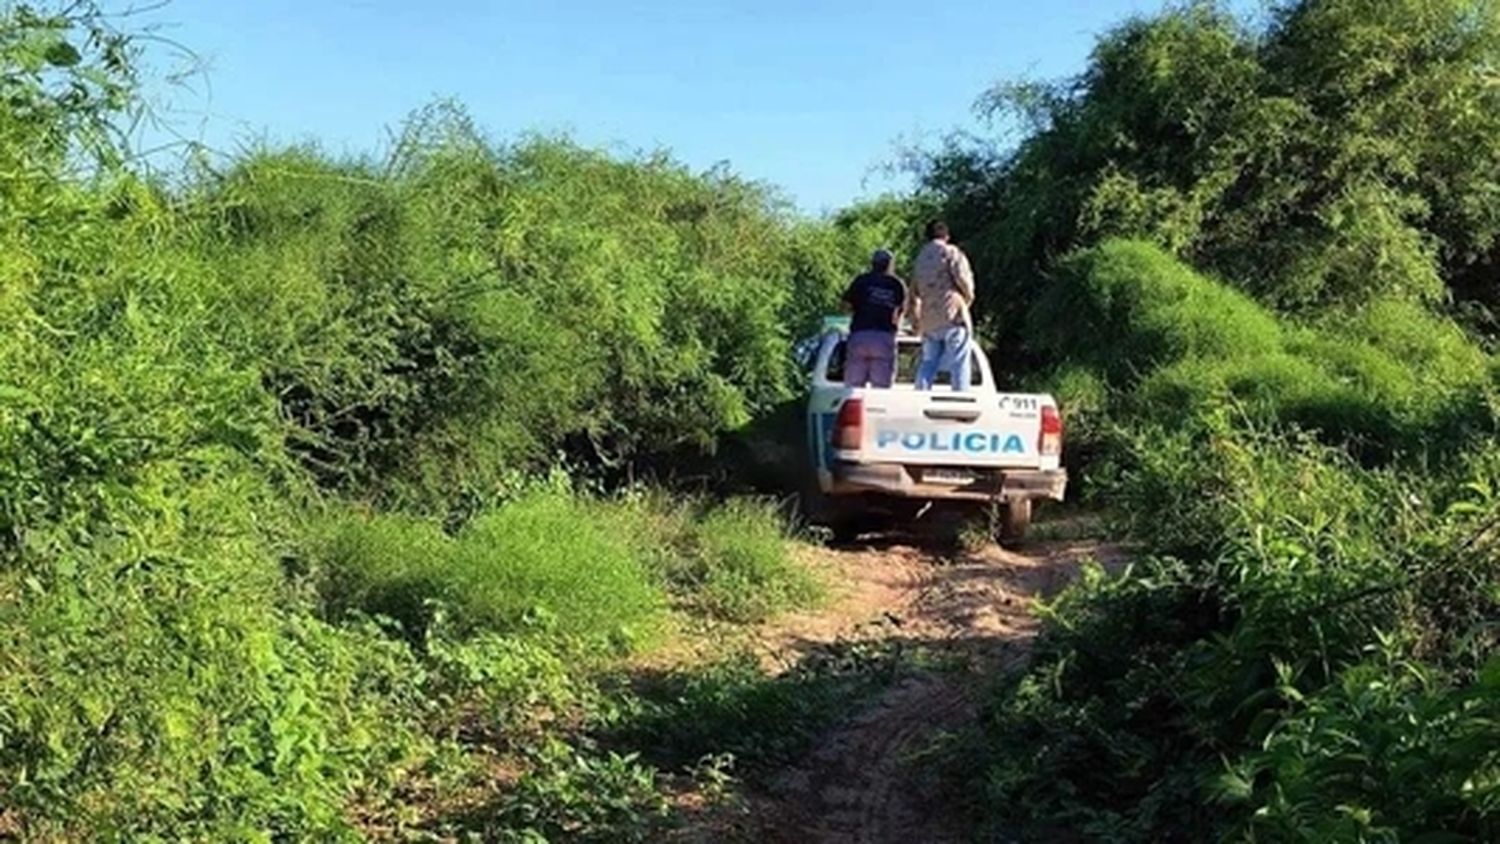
[829,519,863,545]
[998,499,1032,546]
[799,483,862,545]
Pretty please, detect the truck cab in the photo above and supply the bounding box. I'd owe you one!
[802,320,1067,543]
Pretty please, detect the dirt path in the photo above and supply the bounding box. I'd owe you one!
[691,525,1124,843]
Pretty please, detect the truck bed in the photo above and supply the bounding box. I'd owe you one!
[806,331,1066,504]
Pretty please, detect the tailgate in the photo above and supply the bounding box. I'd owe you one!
[853,391,1048,469]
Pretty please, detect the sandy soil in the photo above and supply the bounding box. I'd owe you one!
[670,522,1125,843]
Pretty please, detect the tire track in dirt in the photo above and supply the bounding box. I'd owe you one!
[728,526,1125,844]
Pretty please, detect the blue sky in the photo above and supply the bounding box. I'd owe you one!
[132,1,1247,213]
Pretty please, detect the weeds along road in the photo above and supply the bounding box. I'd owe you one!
[669,519,1126,844]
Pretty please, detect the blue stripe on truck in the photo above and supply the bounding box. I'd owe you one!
[808,412,837,471]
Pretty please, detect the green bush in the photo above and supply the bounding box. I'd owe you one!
[1226,654,1500,842]
[923,0,1500,323]
[0,5,849,831]
[14,1,1497,839]
[1031,240,1284,381]
[689,499,821,622]
[980,422,1498,841]
[1038,364,1110,421]
[315,492,667,648]
[974,245,1497,844]
[974,240,1499,840]
[488,737,668,844]
[0,105,429,838]
[600,493,821,623]
[0,347,427,838]
[424,624,584,743]
[175,130,816,514]
[455,495,665,646]
[916,2,1500,840]
[1033,239,1498,462]
[311,509,449,634]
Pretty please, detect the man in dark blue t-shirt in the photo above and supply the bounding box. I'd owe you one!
[840,249,908,388]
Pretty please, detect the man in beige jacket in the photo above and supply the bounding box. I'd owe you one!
[910,220,976,390]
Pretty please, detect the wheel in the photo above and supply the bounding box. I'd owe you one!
[998,499,1032,545]
[798,483,860,544]
[829,519,863,545]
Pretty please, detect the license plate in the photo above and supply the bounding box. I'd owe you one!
[924,469,974,485]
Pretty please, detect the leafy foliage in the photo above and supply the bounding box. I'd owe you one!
[0,5,841,839]
[903,3,1500,840]
[918,0,1500,363]
[1033,239,1497,468]
[179,118,825,512]
[602,491,823,623]
[12,0,1499,840]
[313,492,666,649]
[0,1,135,182]
[981,425,1500,841]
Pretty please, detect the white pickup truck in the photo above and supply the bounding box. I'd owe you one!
[801,319,1067,543]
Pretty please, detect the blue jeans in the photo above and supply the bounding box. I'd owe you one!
[915,326,972,391]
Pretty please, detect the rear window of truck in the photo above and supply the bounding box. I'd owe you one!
[824,340,985,387]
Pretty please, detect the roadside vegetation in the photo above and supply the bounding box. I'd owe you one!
[913,2,1500,840]
[0,5,891,840]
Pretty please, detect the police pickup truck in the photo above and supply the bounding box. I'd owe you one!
[800,318,1066,543]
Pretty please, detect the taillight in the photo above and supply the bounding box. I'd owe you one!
[1039,405,1063,457]
[833,398,864,450]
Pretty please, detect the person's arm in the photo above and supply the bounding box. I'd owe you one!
[839,278,858,313]
[948,247,976,306]
[893,277,909,328]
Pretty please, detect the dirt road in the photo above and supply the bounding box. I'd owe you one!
[686,525,1123,843]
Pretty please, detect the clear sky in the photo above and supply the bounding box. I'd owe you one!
[131,1,1242,214]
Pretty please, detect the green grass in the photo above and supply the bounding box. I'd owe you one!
[601,492,824,623]
[455,495,667,647]
[301,487,825,841]
[301,489,824,840]
[314,490,820,648]
[669,498,823,622]
[313,492,666,649]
